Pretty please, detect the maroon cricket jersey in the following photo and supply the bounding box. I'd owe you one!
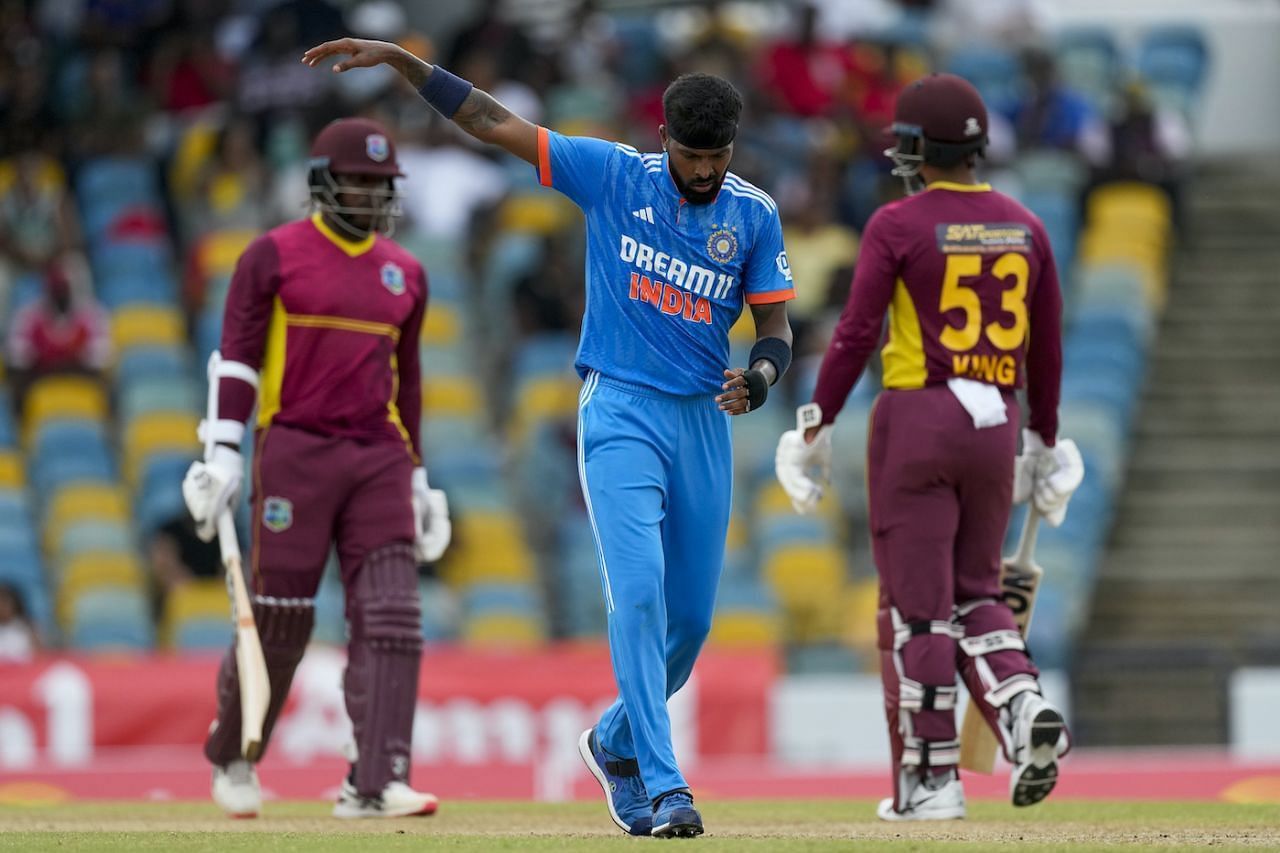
[218,214,427,462]
[812,181,1063,442]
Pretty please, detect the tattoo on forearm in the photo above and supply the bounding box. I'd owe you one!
[404,61,430,89]
[453,89,510,136]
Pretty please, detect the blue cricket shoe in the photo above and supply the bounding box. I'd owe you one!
[578,727,652,836]
[651,788,704,838]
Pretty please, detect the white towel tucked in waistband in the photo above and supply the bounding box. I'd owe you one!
[946,377,1008,429]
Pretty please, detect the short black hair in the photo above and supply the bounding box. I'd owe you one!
[662,73,742,150]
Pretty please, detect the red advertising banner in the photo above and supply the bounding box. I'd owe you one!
[0,644,775,786]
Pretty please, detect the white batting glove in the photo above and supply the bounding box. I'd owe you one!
[775,403,833,515]
[182,445,243,542]
[1012,429,1047,506]
[411,467,451,562]
[1015,430,1085,527]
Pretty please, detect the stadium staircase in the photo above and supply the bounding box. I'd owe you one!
[1073,165,1280,746]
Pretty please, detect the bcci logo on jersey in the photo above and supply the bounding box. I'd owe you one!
[381,262,406,295]
[706,226,738,263]
[263,497,293,533]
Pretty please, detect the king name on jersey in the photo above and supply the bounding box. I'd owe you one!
[619,234,737,326]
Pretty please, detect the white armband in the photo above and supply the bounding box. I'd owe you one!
[203,351,260,457]
[212,355,261,391]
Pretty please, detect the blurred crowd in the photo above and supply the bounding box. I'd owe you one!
[0,0,1195,658]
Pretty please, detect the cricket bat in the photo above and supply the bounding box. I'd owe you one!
[958,507,1043,773]
[218,511,270,761]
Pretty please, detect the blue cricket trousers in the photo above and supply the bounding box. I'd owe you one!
[576,370,733,799]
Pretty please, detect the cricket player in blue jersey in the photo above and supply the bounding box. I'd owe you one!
[305,38,796,838]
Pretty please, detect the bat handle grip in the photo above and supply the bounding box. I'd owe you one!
[217,511,240,564]
[1014,507,1041,566]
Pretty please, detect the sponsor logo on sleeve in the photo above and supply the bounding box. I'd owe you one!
[775,250,793,281]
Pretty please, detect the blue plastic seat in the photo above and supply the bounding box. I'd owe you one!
[30,455,116,500]
[67,587,154,650]
[944,48,1025,115]
[172,617,231,651]
[99,274,178,309]
[513,333,578,384]
[53,520,136,566]
[116,345,193,388]
[31,419,109,461]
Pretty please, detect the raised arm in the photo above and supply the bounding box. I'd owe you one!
[302,38,539,165]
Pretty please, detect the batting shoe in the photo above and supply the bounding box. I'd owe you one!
[651,789,704,838]
[333,778,439,818]
[212,760,261,818]
[876,769,966,821]
[1008,691,1068,807]
[578,727,652,835]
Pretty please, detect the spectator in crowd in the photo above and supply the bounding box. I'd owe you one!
[1008,49,1109,165]
[65,46,148,159]
[187,115,272,236]
[0,581,38,661]
[756,2,852,118]
[0,146,82,315]
[445,0,534,82]
[396,114,509,242]
[147,2,237,116]
[5,260,111,404]
[779,159,859,329]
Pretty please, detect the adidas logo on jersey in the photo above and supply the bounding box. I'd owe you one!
[631,206,655,224]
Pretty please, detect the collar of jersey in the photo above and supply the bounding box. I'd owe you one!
[659,151,721,206]
[926,181,992,193]
[310,213,376,257]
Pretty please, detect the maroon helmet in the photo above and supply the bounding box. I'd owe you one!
[885,73,988,191]
[308,117,403,236]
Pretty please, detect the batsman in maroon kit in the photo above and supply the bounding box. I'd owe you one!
[182,117,451,819]
[775,74,1084,820]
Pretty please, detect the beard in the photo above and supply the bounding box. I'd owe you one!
[669,165,723,205]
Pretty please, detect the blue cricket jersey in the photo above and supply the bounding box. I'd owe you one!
[535,127,795,396]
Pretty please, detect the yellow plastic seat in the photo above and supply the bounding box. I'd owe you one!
[763,545,848,645]
[496,193,579,235]
[22,376,108,443]
[463,613,545,647]
[1086,182,1172,232]
[123,412,199,486]
[841,577,881,654]
[729,310,755,344]
[43,482,130,554]
[754,480,840,521]
[112,304,185,351]
[196,228,259,279]
[57,551,146,626]
[0,451,24,488]
[160,579,229,648]
[510,377,579,442]
[422,376,483,417]
[441,512,535,586]
[420,304,461,346]
[709,610,781,647]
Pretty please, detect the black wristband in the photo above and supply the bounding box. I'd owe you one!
[743,368,769,412]
[418,67,473,118]
[748,336,792,385]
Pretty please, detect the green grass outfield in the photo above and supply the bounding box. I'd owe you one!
[2,799,1279,852]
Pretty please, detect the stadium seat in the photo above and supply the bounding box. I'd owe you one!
[421,302,462,346]
[66,587,154,651]
[441,512,536,586]
[1136,25,1209,115]
[422,375,484,417]
[115,345,193,388]
[463,612,546,647]
[161,579,231,649]
[98,274,179,310]
[119,377,201,424]
[43,482,131,553]
[112,304,186,351]
[510,376,580,442]
[51,519,136,569]
[22,376,108,443]
[0,450,23,489]
[762,544,849,645]
[122,412,199,487]
[56,551,146,626]
[1055,27,1122,112]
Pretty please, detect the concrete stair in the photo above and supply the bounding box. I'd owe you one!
[1072,167,1280,747]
